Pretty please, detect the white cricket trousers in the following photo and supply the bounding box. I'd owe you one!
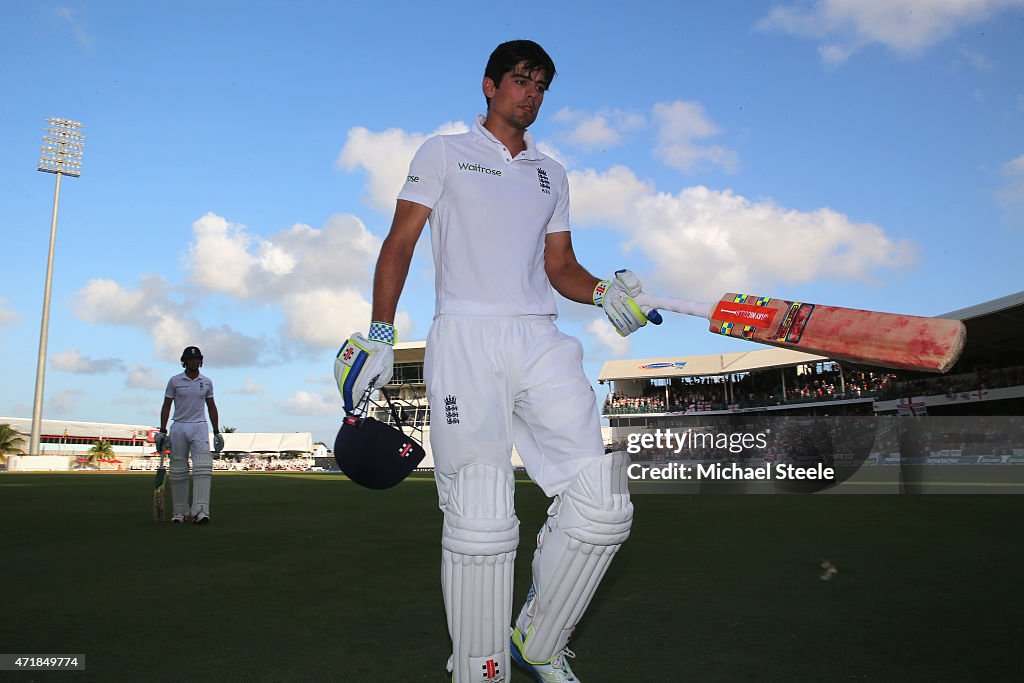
[169,420,212,517]
[425,314,605,501]
[170,420,210,464]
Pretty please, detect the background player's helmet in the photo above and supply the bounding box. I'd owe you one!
[334,388,425,489]
[180,346,203,366]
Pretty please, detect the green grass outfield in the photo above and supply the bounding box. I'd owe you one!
[2,471,1022,682]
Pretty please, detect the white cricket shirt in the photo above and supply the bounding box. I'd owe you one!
[165,372,214,423]
[398,115,570,317]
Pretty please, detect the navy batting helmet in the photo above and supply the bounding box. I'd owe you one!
[334,388,425,489]
[180,346,203,361]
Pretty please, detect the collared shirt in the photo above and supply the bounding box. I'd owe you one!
[398,115,570,317]
[165,372,214,423]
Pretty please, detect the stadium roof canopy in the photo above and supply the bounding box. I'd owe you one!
[1,416,152,440]
[394,340,426,363]
[941,290,1024,367]
[221,432,313,454]
[598,347,829,382]
[941,290,1024,320]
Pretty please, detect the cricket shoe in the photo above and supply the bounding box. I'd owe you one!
[171,513,186,524]
[510,628,580,682]
[193,511,210,525]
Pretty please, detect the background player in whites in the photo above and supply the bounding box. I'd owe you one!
[336,40,656,682]
[156,346,223,524]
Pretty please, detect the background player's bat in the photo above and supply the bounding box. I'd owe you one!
[635,292,966,373]
[153,450,166,522]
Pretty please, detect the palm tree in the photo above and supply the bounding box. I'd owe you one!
[86,439,115,469]
[0,424,27,467]
[221,426,237,433]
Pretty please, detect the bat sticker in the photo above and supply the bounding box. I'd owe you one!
[769,301,815,344]
[711,300,778,329]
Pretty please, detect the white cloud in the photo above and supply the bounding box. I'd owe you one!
[819,43,855,65]
[186,212,382,299]
[757,0,1024,63]
[280,286,415,350]
[192,326,264,367]
[75,275,169,324]
[228,379,268,395]
[187,213,258,297]
[569,165,656,226]
[282,288,372,349]
[269,215,380,292]
[652,101,739,173]
[999,153,1024,204]
[1005,154,1024,175]
[183,212,385,349]
[553,107,647,150]
[337,121,469,214]
[0,298,16,327]
[73,276,265,365]
[181,211,388,350]
[279,389,339,417]
[586,319,631,357]
[75,205,417,361]
[126,365,165,390]
[51,349,125,374]
[56,7,94,49]
[187,212,379,299]
[956,45,995,71]
[47,389,84,415]
[570,166,915,299]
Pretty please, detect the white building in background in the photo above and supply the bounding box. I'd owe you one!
[1,416,156,470]
[0,415,317,472]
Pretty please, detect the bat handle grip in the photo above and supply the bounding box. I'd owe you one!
[635,293,714,320]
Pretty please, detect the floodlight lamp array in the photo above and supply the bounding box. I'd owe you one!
[37,117,86,177]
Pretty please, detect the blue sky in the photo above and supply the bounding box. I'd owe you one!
[1,1,1022,445]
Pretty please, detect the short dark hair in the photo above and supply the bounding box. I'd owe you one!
[484,40,556,108]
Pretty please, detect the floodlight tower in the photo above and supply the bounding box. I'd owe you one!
[30,117,85,456]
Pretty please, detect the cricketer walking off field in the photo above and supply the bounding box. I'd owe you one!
[337,40,658,682]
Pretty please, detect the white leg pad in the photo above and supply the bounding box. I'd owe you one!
[190,451,213,517]
[442,463,519,683]
[515,451,633,663]
[168,428,191,516]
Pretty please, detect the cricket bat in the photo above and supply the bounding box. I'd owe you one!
[153,451,166,522]
[635,292,966,373]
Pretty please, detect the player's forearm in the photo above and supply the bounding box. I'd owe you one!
[209,406,220,432]
[371,235,416,324]
[371,200,429,325]
[547,259,601,305]
[159,403,170,431]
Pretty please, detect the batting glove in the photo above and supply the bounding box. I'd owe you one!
[595,270,654,337]
[335,321,396,414]
[154,430,168,453]
[213,432,224,453]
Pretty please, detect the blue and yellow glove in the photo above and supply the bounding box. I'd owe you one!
[334,321,396,414]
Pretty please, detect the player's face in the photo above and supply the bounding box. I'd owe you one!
[486,64,549,130]
[183,358,202,372]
